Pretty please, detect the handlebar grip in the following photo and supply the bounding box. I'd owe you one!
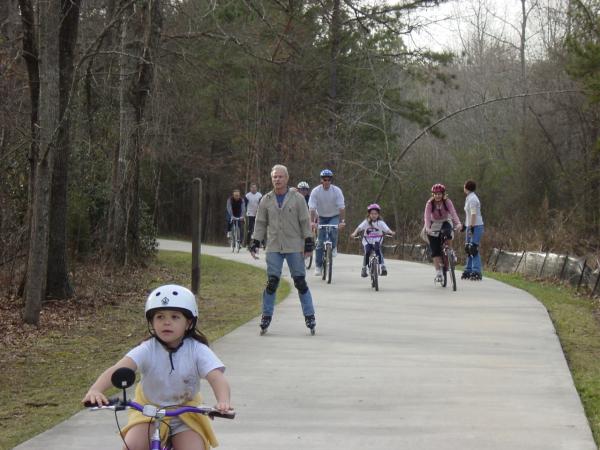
[84,397,121,408]
[209,410,236,419]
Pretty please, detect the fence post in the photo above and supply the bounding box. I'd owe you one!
[592,271,600,298]
[514,251,525,273]
[191,178,202,295]
[577,259,587,291]
[559,253,569,280]
[492,245,502,272]
[539,251,549,278]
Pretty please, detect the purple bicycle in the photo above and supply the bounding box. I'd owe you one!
[85,368,235,450]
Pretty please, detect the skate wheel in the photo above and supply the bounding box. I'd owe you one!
[310,328,315,336]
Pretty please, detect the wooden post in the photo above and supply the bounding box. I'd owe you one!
[514,251,526,273]
[577,259,587,291]
[559,253,569,280]
[493,246,502,272]
[591,271,600,298]
[191,178,202,294]
[539,251,549,278]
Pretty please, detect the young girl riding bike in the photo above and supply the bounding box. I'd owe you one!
[350,203,396,277]
[82,284,232,450]
[424,184,462,283]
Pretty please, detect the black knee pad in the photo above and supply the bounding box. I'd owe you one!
[265,275,280,295]
[293,276,309,294]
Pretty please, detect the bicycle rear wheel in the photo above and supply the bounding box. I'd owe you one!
[326,244,333,284]
[449,249,457,291]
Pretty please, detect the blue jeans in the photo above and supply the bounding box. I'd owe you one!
[465,225,484,274]
[315,215,339,268]
[263,251,315,316]
[363,242,384,267]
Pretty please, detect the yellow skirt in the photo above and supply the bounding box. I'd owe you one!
[120,383,219,448]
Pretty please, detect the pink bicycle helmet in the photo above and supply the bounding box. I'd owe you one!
[431,183,446,193]
[367,203,381,212]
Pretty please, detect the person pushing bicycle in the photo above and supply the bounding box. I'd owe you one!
[350,203,395,277]
[424,183,462,283]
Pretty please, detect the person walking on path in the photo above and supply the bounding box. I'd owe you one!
[249,164,316,335]
[82,284,232,450]
[308,169,346,277]
[245,183,262,246]
[424,183,462,283]
[463,179,484,280]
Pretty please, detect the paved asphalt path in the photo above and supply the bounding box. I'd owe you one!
[16,239,596,450]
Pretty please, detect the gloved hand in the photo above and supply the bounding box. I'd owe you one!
[304,237,315,253]
[249,239,261,254]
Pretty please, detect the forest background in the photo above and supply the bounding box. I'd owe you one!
[0,0,599,325]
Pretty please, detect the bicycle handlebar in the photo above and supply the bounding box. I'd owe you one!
[85,399,236,420]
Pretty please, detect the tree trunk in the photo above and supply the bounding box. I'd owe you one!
[17,0,40,298]
[106,0,162,266]
[24,0,61,324]
[46,0,81,299]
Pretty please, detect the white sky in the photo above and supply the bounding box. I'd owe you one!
[405,0,525,52]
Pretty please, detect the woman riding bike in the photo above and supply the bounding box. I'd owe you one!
[424,184,462,283]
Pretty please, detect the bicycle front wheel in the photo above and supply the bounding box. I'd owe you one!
[371,259,379,291]
[322,249,327,281]
[442,253,448,287]
[326,245,333,284]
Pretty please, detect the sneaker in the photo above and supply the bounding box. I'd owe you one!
[314,266,323,276]
[361,266,368,278]
[461,271,472,280]
[380,265,387,276]
[434,274,443,283]
[226,231,231,238]
[332,248,337,257]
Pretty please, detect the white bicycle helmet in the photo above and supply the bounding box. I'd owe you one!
[145,284,198,321]
[297,181,310,189]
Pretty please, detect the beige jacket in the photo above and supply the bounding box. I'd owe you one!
[252,188,312,253]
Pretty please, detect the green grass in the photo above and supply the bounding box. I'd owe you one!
[486,271,600,445]
[1,250,290,449]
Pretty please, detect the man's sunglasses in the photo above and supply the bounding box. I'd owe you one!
[321,178,332,182]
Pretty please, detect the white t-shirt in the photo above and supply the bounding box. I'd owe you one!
[127,338,224,406]
[464,192,484,227]
[355,219,392,246]
[245,191,262,217]
[308,184,345,218]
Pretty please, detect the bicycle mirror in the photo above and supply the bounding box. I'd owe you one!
[111,367,136,389]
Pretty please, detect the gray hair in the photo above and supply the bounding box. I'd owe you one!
[271,164,289,177]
